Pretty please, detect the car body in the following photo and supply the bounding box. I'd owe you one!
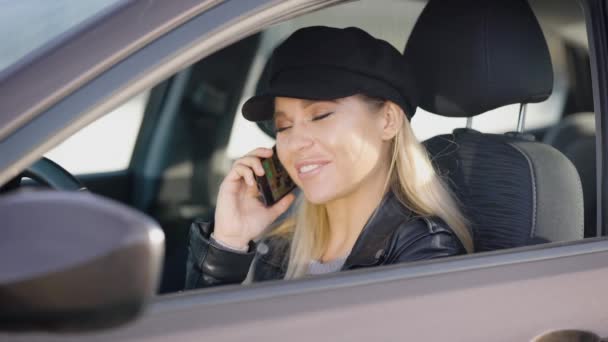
[1,0,608,341]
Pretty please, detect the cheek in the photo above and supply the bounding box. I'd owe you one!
[274,112,385,198]
[323,118,385,193]
[275,140,288,167]
[333,117,383,165]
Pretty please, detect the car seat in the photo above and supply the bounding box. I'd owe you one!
[543,112,596,237]
[404,0,584,251]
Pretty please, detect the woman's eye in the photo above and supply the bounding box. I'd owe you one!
[275,126,291,133]
[274,112,332,132]
[312,112,334,121]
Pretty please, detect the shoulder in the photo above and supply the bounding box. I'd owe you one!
[391,215,459,239]
[385,215,466,263]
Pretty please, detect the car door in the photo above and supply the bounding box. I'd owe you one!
[1,0,608,341]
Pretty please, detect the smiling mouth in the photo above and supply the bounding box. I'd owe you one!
[298,164,322,174]
[296,161,330,179]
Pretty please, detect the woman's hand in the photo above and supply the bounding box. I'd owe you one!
[213,147,296,249]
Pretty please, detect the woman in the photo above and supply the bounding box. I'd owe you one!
[185,26,473,288]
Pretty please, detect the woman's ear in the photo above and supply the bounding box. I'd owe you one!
[381,101,404,140]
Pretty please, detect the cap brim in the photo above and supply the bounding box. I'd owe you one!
[242,67,413,122]
[243,68,364,122]
[242,95,276,122]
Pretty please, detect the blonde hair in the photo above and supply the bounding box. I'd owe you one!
[266,96,473,279]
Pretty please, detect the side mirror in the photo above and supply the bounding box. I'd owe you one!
[0,191,164,332]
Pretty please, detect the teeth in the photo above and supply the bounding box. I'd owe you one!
[299,164,320,173]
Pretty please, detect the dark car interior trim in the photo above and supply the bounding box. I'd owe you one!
[583,0,608,236]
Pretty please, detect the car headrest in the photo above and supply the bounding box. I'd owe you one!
[404,0,553,117]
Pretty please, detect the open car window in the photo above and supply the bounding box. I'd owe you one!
[7,0,592,296]
[44,91,149,175]
[167,0,594,293]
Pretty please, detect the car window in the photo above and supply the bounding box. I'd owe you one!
[0,0,123,74]
[180,0,589,293]
[153,0,589,296]
[44,91,149,174]
[18,0,590,296]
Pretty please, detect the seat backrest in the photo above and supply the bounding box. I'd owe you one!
[425,129,583,251]
[405,0,584,251]
[544,112,596,237]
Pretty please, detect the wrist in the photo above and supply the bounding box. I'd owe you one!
[211,232,250,251]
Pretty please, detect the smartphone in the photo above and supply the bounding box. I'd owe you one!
[255,146,296,207]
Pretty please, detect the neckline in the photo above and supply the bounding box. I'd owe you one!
[310,255,348,265]
[314,250,351,265]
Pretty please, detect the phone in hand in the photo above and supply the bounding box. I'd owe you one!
[255,146,296,207]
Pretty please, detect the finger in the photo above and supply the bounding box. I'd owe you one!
[245,147,273,159]
[245,181,261,197]
[269,193,296,217]
[234,156,266,176]
[233,164,256,187]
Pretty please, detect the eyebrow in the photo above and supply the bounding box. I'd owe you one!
[273,99,338,119]
[302,99,338,108]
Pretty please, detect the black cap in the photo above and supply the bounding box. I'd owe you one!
[242,26,417,122]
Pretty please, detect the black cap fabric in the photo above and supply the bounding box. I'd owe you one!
[242,26,417,121]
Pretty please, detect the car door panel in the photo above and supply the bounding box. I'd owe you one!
[109,239,608,341]
[3,239,608,341]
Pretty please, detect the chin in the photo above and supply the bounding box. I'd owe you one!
[301,187,337,205]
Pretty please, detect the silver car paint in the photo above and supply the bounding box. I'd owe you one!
[4,238,608,341]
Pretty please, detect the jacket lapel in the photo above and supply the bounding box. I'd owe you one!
[342,191,412,269]
[256,190,413,277]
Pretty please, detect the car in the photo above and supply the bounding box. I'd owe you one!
[1,0,607,341]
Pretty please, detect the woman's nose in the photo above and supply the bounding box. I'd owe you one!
[285,123,314,152]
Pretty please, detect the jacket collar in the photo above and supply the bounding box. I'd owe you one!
[257,190,412,272]
[342,190,412,269]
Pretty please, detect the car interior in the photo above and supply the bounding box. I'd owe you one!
[29,0,594,294]
[408,0,584,253]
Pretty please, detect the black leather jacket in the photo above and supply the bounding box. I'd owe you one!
[185,191,466,289]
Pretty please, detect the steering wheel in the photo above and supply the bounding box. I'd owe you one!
[1,157,86,192]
